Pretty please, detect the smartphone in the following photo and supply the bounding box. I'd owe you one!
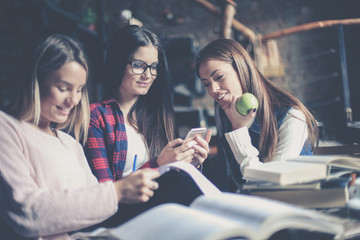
[185,127,207,140]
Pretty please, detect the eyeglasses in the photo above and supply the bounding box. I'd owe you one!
[128,60,162,76]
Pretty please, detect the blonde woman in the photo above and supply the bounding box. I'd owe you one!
[0,34,160,239]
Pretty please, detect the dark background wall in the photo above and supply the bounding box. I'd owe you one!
[0,0,359,144]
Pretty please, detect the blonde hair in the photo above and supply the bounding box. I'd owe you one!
[12,34,90,144]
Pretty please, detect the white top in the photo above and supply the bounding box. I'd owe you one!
[217,107,308,175]
[123,124,149,177]
[0,111,118,240]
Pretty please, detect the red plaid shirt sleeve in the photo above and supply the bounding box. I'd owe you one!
[85,103,116,182]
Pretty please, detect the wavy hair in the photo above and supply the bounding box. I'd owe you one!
[196,39,318,161]
[10,34,90,144]
[104,25,176,159]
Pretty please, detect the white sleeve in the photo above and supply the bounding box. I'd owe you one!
[225,127,261,175]
[272,108,308,161]
[224,109,308,175]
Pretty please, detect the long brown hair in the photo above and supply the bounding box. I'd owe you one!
[104,25,177,159]
[196,39,318,161]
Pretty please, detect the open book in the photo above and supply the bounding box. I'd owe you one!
[157,161,222,196]
[99,193,345,240]
[105,161,222,226]
[243,155,359,185]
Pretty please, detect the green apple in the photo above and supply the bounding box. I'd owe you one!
[236,93,259,116]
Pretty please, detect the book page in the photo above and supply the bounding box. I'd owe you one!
[190,193,343,239]
[108,203,254,240]
[158,161,222,196]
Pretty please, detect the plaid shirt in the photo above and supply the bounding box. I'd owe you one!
[85,98,158,182]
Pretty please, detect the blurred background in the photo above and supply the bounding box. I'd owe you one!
[0,0,359,154]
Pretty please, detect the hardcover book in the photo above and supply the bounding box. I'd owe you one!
[243,155,360,185]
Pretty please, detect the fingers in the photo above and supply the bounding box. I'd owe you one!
[136,174,160,202]
[192,143,208,159]
[158,137,208,166]
[170,140,197,162]
[247,108,257,117]
[178,132,211,167]
[173,146,196,162]
[181,139,197,151]
[157,139,185,165]
[225,101,257,129]
[139,180,158,201]
[115,169,160,204]
[138,168,161,180]
[194,135,209,149]
[192,134,210,156]
[191,143,208,166]
[167,138,184,148]
[139,171,159,190]
[152,181,159,190]
[204,129,212,143]
[191,152,204,166]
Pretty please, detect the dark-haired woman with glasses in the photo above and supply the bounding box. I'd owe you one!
[85,24,212,226]
[85,25,211,181]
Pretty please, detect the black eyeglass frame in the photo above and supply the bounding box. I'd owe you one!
[128,60,162,76]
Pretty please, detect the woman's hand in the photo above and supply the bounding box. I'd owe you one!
[157,130,212,167]
[113,168,160,204]
[223,93,257,130]
[156,138,197,166]
[189,129,212,167]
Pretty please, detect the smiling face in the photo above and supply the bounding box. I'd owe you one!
[199,59,243,108]
[118,45,159,102]
[39,61,87,128]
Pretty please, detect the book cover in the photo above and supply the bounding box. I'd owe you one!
[157,161,222,196]
[246,185,349,209]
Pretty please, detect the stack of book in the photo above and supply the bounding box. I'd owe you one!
[241,155,360,208]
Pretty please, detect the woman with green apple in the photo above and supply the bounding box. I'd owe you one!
[195,39,318,192]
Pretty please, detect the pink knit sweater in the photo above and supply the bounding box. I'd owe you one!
[0,111,118,239]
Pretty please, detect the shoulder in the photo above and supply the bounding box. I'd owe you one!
[0,110,22,133]
[90,99,117,119]
[90,102,103,111]
[0,110,17,122]
[90,99,117,114]
[278,108,308,133]
[0,111,30,149]
[90,101,107,112]
[285,108,306,122]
